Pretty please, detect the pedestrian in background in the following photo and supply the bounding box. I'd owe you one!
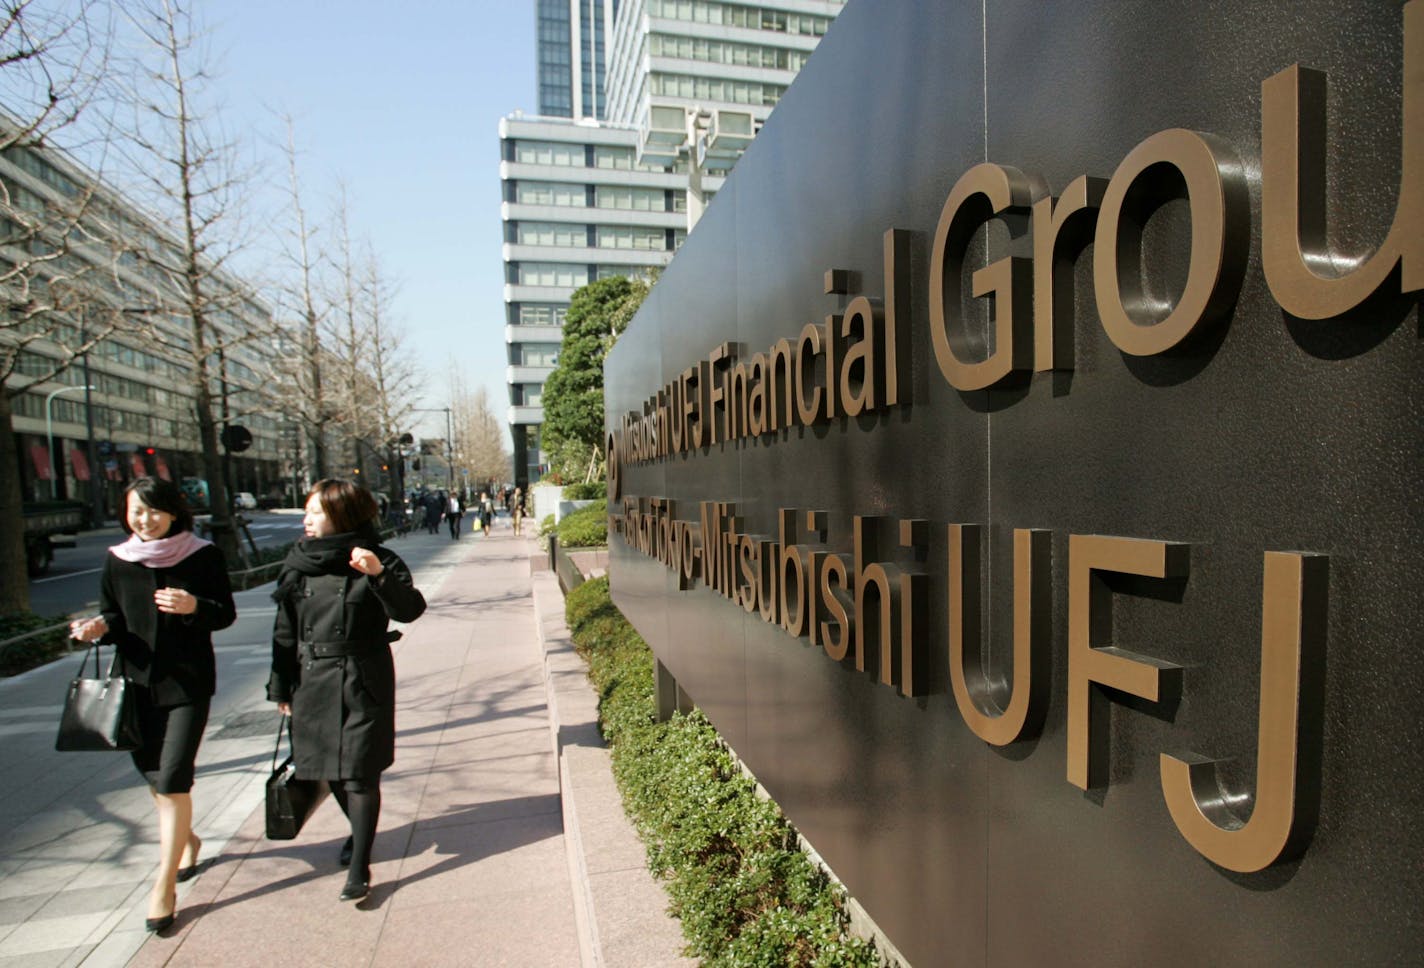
[478,491,494,537]
[70,477,236,933]
[446,491,463,539]
[268,479,426,902]
[511,487,525,536]
[423,491,443,535]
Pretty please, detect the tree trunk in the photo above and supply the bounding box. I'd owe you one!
[191,361,237,564]
[0,389,32,613]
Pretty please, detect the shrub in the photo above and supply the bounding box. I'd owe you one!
[556,503,607,548]
[538,513,557,538]
[564,579,878,967]
[564,480,607,501]
[0,612,73,677]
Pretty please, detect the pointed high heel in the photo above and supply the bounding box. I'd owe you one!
[175,833,203,882]
[339,876,370,902]
[145,912,176,933]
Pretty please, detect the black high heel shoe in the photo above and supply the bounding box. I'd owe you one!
[145,912,176,932]
[339,875,370,902]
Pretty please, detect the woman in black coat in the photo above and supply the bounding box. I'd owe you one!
[70,477,235,933]
[268,479,426,902]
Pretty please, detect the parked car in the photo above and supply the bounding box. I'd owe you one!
[234,491,258,510]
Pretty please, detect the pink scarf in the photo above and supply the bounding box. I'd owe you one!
[109,530,212,568]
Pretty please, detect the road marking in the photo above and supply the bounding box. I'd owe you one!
[30,568,101,585]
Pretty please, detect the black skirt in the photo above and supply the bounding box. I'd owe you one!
[130,689,210,794]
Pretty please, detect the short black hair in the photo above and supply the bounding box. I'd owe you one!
[308,478,380,533]
[122,476,193,535]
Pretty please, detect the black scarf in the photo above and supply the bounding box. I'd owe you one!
[272,523,383,603]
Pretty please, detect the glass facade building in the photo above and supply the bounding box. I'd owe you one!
[507,0,845,485]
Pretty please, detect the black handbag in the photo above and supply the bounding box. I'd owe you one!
[265,714,329,840]
[55,643,142,752]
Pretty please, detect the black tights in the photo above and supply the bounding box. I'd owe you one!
[329,777,380,881]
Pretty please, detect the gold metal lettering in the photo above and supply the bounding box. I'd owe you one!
[1261,1,1421,318]
[853,516,894,678]
[840,297,880,417]
[779,509,807,634]
[822,314,841,418]
[1160,552,1327,872]
[1032,176,1106,371]
[1067,534,1188,790]
[794,324,824,425]
[738,535,758,613]
[767,338,797,432]
[883,229,912,405]
[929,163,1035,391]
[949,526,1051,745]
[819,553,852,662]
[824,267,853,294]
[1094,129,1250,356]
[747,353,767,437]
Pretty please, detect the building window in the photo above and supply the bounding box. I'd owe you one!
[516,181,586,206]
[514,140,585,167]
[596,225,666,250]
[649,71,786,107]
[595,185,666,211]
[518,304,570,326]
[518,262,590,288]
[519,343,561,366]
[593,145,635,170]
[517,221,587,247]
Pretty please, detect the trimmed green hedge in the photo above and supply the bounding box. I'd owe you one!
[565,576,879,967]
[564,480,607,501]
[556,503,608,548]
[0,612,72,677]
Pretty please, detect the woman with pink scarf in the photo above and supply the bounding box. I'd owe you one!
[70,477,235,933]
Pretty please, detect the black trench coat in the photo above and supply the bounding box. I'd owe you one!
[266,549,425,779]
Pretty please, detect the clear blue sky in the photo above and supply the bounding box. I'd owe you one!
[211,0,537,446]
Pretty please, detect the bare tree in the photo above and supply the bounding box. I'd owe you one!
[450,370,509,494]
[363,251,416,495]
[113,0,259,563]
[324,188,377,478]
[271,115,329,481]
[0,0,127,613]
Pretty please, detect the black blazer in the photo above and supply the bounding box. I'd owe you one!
[99,543,236,707]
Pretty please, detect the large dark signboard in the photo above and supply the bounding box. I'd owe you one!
[602,1,1422,964]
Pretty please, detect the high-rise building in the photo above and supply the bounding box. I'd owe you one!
[505,0,846,486]
[538,0,621,121]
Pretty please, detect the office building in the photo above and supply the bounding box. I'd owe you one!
[504,0,846,485]
[0,139,285,519]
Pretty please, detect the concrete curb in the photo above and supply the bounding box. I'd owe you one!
[531,570,694,968]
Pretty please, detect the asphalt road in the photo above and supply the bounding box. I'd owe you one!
[27,512,309,619]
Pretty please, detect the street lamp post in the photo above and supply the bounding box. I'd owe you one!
[45,384,96,501]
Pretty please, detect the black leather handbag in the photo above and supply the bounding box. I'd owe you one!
[55,643,142,752]
[265,714,329,840]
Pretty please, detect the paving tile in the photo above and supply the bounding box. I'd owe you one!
[0,947,74,968]
[0,912,108,957]
[386,808,566,911]
[0,896,48,931]
[371,892,581,968]
[31,885,137,921]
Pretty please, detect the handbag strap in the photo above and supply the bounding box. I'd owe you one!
[272,713,293,772]
[71,642,101,678]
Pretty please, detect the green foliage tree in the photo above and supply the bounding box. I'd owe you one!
[540,274,649,482]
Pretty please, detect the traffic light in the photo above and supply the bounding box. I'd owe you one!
[144,447,156,456]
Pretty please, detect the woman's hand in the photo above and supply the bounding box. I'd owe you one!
[349,547,384,577]
[276,702,292,716]
[154,587,198,615]
[69,616,108,642]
